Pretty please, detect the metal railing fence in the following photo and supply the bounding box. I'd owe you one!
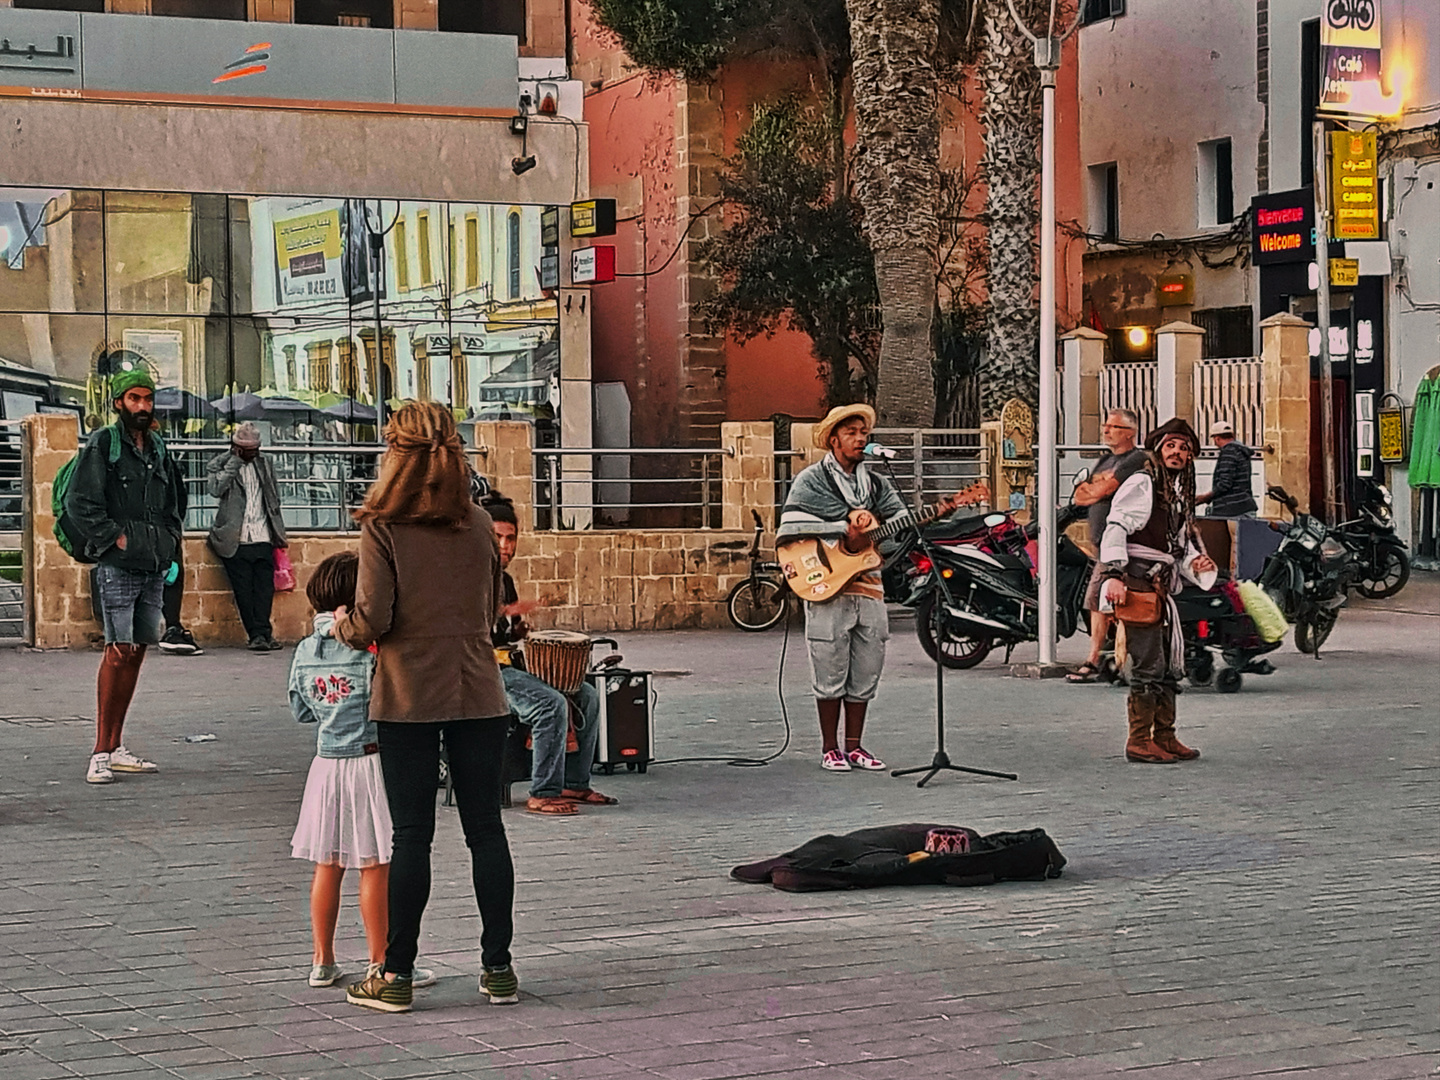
[1194,357,1265,448]
[1100,362,1159,438]
[773,428,990,518]
[168,443,386,534]
[532,447,733,531]
[0,420,27,639]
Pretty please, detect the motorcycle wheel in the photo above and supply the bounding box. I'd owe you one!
[1295,610,1338,655]
[1355,545,1410,600]
[726,578,788,632]
[1188,655,1214,686]
[915,594,994,669]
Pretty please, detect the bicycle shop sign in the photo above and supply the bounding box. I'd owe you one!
[1320,0,1391,118]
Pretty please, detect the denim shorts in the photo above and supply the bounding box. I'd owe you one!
[91,564,164,646]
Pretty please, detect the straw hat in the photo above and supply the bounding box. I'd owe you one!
[812,403,877,450]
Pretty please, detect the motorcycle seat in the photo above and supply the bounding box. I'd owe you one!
[924,512,990,541]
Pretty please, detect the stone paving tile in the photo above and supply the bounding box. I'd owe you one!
[1,592,1438,1080]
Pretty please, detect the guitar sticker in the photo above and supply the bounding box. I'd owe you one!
[810,582,830,597]
[805,570,825,584]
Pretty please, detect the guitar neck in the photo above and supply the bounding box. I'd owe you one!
[867,500,947,543]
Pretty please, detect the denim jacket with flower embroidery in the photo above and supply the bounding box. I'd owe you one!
[288,612,378,759]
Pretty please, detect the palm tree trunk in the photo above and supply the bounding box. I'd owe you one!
[844,0,941,427]
[979,1,1043,420]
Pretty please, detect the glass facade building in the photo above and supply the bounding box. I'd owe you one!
[0,187,560,443]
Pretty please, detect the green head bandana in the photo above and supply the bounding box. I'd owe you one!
[110,365,156,401]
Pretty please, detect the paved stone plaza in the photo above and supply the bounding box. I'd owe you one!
[1,580,1436,1080]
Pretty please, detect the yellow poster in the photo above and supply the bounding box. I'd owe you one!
[272,206,343,306]
[1377,409,1406,463]
[1331,131,1378,240]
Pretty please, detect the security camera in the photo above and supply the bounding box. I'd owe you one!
[518,91,533,112]
[512,155,537,176]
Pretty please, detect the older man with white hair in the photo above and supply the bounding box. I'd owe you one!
[207,422,288,650]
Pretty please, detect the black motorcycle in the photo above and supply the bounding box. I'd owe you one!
[890,503,1092,669]
[1259,485,1357,655]
[1337,478,1411,600]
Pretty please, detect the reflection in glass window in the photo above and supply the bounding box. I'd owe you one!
[106,192,229,316]
[0,189,104,314]
[0,186,560,445]
[507,212,521,300]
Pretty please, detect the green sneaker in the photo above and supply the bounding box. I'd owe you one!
[346,970,412,1013]
[479,964,519,1004]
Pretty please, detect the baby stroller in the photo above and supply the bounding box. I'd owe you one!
[1173,581,1280,693]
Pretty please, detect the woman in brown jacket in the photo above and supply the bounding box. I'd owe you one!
[333,403,519,1013]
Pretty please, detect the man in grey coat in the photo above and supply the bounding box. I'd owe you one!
[207,423,288,650]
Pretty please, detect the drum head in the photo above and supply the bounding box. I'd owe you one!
[526,630,592,645]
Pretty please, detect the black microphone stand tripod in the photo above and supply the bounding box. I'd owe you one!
[872,449,1017,788]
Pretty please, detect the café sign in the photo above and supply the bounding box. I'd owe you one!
[1320,0,1394,118]
[1330,131,1379,240]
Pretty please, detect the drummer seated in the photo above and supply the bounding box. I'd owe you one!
[485,493,616,817]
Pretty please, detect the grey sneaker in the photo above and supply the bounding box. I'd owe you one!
[108,745,157,773]
[309,963,344,987]
[479,964,519,1004]
[86,752,114,785]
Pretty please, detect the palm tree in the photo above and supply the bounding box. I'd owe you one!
[843,0,942,427]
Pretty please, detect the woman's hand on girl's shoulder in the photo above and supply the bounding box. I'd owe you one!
[329,606,348,635]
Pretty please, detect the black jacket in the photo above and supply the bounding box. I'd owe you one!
[1210,440,1258,516]
[64,423,186,574]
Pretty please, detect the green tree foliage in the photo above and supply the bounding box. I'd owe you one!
[695,99,880,407]
[588,0,851,83]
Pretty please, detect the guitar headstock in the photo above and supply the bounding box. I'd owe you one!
[947,481,990,510]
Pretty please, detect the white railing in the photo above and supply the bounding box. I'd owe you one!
[1194,357,1265,448]
[1101,362,1159,438]
[0,419,26,639]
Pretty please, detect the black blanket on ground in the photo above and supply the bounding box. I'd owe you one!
[731,823,1066,892]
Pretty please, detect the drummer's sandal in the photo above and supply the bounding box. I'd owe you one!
[561,788,618,805]
[526,796,578,816]
[1066,662,1101,683]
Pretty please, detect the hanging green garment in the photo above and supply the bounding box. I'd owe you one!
[1409,376,1440,487]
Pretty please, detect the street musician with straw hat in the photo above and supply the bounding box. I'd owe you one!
[778,404,961,774]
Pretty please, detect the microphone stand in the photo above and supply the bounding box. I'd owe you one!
[871,448,1017,788]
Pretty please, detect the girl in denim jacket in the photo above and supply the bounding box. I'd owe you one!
[288,553,433,990]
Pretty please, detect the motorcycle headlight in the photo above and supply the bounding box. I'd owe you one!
[1320,537,1348,560]
[1297,531,1320,552]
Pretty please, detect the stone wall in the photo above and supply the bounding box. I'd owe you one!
[21,414,765,648]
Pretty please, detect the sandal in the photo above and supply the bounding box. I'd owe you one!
[561,788,618,805]
[1066,662,1101,683]
[525,796,578,816]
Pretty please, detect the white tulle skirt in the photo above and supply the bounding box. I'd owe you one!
[290,754,393,868]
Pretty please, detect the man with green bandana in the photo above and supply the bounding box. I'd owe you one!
[65,365,186,784]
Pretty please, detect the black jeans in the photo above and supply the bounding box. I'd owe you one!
[377,717,514,977]
[220,542,275,640]
[162,545,184,628]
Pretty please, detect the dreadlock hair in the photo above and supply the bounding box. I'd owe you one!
[306,551,358,613]
[481,489,518,528]
[354,401,472,527]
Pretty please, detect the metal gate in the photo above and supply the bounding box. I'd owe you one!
[0,420,27,641]
[1100,362,1159,438]
[1194,358,1266,448]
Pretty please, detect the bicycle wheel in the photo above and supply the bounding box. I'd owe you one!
[726,578,788,632]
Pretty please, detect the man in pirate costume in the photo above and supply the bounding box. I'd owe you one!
[1097,417,1218,764]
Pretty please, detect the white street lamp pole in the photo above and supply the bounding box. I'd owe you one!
[1006,2,1078,671]
[1037,59,1059,664]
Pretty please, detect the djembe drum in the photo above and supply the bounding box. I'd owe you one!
[522,630,593,694]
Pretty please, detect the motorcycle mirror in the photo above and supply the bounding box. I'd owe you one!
[1072,468,1090,487]
[983,513,1007,528]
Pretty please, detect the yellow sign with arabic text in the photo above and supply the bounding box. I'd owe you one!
[1331,131,1378,240]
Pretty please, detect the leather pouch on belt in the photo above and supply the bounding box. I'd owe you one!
[1114,576,1163,626]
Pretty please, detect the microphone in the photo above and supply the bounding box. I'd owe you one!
[863,442,898,459]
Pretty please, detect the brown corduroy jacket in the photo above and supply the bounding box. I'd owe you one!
[334,505,509,723]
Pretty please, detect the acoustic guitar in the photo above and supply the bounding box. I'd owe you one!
[777,481,990,603]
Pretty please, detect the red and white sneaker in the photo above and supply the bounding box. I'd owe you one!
[846,747,886,771]
[821,749,852,772]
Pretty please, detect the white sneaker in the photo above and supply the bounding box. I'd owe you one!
[86,753,114,784]
[108,745,158,773]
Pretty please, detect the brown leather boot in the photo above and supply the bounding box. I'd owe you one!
[1150,685,1199,760]
[1125,690,1177,763]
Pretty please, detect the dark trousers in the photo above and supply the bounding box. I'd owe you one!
[220,542,275,640]
[377,717,514,976]
[163,545,184,628]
